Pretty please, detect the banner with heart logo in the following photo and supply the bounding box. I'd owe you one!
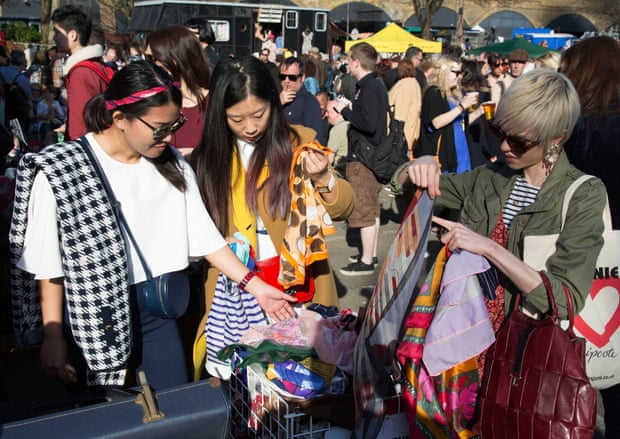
[523,175,620,389]
[573,266,620,389]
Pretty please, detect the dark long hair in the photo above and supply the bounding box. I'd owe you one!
[84,61,186,191]
[460,58,489,92]
[145,26,211,110]
[560,36,620,121]
[191,56,297,234]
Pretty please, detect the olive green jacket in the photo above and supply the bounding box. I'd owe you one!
[397,152,606,318]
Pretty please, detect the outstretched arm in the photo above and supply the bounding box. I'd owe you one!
[204,246,297,321]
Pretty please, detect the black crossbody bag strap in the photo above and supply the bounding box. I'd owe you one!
[77,136,153,281]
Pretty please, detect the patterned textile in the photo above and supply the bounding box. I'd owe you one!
[396,248,480,439]
[9,140,130,386]
[205,273,267,379]
[279,141,335,291]
[217,339,315,371]
[353,190,434,439]
[423,251,495,376]
[501,175,539,228]
[478,215,509,377]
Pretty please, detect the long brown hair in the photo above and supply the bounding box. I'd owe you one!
[145,26,211,109]
[560,36,620,120]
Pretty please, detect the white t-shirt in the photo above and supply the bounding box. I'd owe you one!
[18,133,226,284]
[236,139,277,261]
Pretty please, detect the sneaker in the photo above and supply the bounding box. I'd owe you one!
[339,261,375,276]
[348,254,379,265]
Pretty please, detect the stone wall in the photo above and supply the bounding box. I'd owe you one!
[319,0,617,32]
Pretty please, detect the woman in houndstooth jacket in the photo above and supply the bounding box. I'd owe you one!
[10,61,295,393]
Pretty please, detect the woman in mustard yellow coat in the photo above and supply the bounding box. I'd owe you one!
[190,56,354,379]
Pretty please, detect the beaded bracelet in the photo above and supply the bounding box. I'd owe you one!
[239,271,256,290]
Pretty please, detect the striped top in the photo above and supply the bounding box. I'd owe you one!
[502,176,540,229]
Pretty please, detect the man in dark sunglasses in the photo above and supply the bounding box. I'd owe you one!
[487,53,510,104]
[278,57,323,142]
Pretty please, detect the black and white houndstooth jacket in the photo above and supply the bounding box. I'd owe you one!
[10,140,131,386]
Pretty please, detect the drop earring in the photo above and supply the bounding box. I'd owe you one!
[542,143,561,176]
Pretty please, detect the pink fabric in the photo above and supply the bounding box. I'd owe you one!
[239,308,357,372]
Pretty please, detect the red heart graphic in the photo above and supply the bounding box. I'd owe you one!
[575,278,620,348]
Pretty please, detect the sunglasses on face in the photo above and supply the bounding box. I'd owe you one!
[451,70,463,76]
[279,73,300,81]
[489,122,539,156]
[136,113,188,141]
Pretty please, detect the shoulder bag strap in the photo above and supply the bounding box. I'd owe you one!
[560,174,612,233]
[77,137,153,281]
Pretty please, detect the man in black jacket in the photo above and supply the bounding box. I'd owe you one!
[333,42,388,275]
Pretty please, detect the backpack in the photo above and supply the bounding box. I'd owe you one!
[349,105,408,184]
[4,71,31,129]
[73,59,115,86]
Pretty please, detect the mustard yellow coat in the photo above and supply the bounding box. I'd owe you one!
[192,126,355,379]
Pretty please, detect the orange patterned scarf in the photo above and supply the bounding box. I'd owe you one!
[278,141,336,290]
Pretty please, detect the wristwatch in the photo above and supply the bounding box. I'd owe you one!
[315,171,335,193]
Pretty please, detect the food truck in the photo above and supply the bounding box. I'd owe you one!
[129,0,330,58]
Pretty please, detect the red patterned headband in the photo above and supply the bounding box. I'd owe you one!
[105,82,180,110]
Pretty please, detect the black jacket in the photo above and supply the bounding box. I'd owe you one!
[342,72,388,162]
[564,108,620,228]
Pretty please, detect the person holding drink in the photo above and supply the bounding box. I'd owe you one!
[416,57,480,174]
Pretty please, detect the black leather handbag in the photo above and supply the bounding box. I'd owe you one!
[81,138,190,319]
[1,372,230,438]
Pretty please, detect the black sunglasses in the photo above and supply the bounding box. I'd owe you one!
[489,121,539,156]
[279,73,300,81]
[451,70,463,76]
[136,113,188,141]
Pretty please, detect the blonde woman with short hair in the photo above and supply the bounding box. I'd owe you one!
[415,57,479,173]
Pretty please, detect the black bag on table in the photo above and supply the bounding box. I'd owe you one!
[1,373,230,438]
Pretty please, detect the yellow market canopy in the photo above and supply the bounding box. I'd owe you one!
[344,23,442,54]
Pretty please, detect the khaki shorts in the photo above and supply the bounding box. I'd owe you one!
[346,161,382,228]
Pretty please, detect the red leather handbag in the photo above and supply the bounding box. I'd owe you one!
[477,272,597,439]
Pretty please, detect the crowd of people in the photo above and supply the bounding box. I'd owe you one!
[0,5,618,437]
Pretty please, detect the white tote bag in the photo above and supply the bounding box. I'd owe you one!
[524,175,620,389]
